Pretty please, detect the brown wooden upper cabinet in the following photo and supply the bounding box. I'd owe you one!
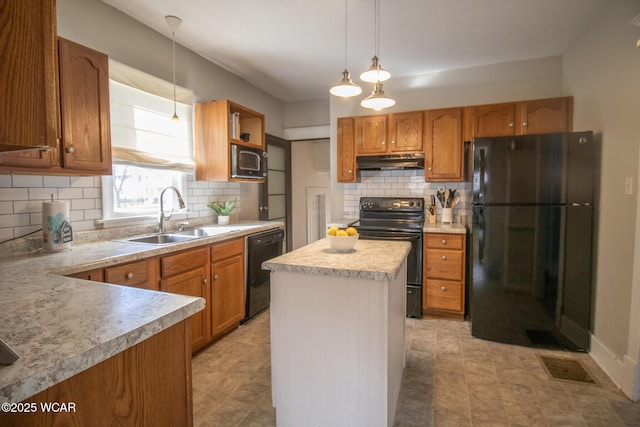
[0,32,112,174]
[0,0,59,154]
[355,115,388,155]
[388,111,423,153]
[465,96,573,140]
[337,117,356,183]
[194,99,265,182]
[424,108,464,182]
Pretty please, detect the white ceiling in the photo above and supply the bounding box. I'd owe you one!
[101,0,611,102]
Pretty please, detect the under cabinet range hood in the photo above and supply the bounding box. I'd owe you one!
[356,153,425,170]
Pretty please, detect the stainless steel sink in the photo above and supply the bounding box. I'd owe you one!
[118,225,256,245]
[123,234,198,245]
[172,227,240,237]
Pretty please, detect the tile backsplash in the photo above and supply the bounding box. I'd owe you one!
[0,174,240,246]
[343,170,472,222]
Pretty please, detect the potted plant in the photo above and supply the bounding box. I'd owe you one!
[207,199,237,225]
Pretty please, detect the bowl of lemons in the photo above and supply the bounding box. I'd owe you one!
[326,226,359,252]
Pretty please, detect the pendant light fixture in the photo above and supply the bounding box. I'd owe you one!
[360,81,395,110]
[165,15,182,121]
[330,0,361,97]
[360,0,390,83]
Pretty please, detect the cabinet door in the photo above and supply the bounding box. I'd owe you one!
[519,97,573,135]
[0,0,58,167]
[211,254,245,337]
[424,108,464,182]
[337,117,356,182]
[355,115,388,155]
[58,38,112,173]
[161,266,211,352]
[471,102,517,138]
[389,111,423,153]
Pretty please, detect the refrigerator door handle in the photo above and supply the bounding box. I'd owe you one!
[478,207,485,262]
[478,149,486,202]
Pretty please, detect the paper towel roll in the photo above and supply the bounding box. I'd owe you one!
[42,199,72,251]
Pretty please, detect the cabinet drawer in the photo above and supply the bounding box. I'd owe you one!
[105,260,151,289]
[425,249,463,281]
[425,233,464,250]
[162,247,209,278]
[212,237,244,262]
[425,280,463,312]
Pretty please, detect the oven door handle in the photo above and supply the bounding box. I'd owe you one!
[359,234,421,241]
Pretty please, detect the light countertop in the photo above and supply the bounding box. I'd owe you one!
[0,221,282,403]
[263,238,411,282]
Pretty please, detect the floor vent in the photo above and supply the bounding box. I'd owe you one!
[537,355,600,386]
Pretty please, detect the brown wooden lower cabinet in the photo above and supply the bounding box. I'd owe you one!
[66,237,249,353]
[423,232,466,320]
[211,238,245,338]
[0,320,193,427]
[160,247,212,353]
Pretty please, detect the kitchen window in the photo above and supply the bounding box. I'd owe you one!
[100,61,194,225]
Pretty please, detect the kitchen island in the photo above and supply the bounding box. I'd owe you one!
[263,238,411,427]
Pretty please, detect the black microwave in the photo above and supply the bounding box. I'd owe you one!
[231,144,268,179]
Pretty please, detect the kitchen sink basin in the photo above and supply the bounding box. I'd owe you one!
[172,226,241,237]
[123,234,198,245]
[118,225,258,246]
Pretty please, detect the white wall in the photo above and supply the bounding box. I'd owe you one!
[291,140,331,250]
[562,0,640,399]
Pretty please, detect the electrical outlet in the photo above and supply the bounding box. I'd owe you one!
[625,176,633,195]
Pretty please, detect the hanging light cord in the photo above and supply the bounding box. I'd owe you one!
[374,0,380,58]
[343,0,348,68]
[172,30,177,118]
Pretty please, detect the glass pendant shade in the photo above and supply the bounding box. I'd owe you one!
[330,70,362,97]
[360,82,395,110]
[360,55,390,83]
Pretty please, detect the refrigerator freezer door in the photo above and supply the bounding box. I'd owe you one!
[566,131,595,205]
[472,134,566,205]
[471,205,585,350]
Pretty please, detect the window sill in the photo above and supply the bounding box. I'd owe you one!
[95,212,189,229]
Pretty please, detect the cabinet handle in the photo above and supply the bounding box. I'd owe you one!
[348,169,352,173]
[381,140,386,145]
[442,255,447,260]
[441,239,447,245]
[214,274,219,280]
[522,122,528,127]
[66,146,75,154]
[508,122,514,128]
[441,285,447,291]
[391,140,396,144]
[203,278,208,284]
[428,167,432,171]
[126,272,134,279]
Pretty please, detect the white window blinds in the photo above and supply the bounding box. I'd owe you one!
[109,60,195,173]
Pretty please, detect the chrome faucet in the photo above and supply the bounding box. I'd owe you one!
[158,186,186,233]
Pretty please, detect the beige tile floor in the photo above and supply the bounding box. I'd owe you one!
[192,311,640,426]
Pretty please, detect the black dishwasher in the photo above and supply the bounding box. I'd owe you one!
[243,228,285,322]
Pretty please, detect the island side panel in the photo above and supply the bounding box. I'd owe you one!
[270,266,406,427]
[387,261,406,426]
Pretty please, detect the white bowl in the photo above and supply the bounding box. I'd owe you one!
[326,234,359,252]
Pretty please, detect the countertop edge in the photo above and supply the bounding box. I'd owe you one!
[2,297,205,403]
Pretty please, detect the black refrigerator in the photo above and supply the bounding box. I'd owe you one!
[470,131,595,351]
